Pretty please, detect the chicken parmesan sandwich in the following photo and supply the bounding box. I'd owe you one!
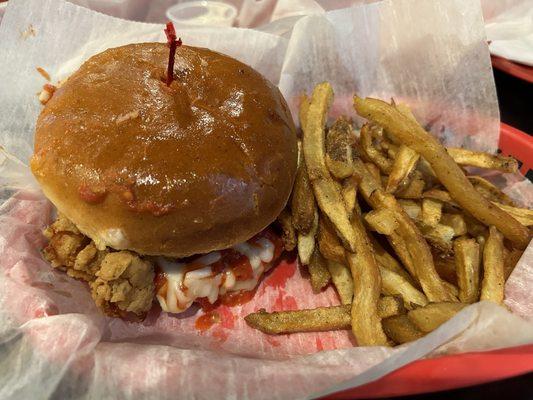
[31,28,298,317]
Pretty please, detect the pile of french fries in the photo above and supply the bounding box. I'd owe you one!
[246,82,532,346]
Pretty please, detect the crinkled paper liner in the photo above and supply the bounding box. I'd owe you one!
[0,0,532,399]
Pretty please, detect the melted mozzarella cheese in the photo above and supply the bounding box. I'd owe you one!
[157,238,275,313]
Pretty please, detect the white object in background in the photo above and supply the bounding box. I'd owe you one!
[68,0,152,21]
[482,0,533,66]
[166,1,238,28]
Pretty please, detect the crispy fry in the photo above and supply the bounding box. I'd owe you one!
[346,213,388,346]
[407,302,467,333]
[245,296,407,335]
[493,202,533,226]
[387,145,420,193]
[378,295,406,318]
[421,198,442,227]
[291,162,316,233]
[277,209,297,251]
[309,248,331,293]
[354,97,530,249]
[447,148,518,173]
[382,314,424,344]
[364,208,399,235]
[440,213,467,237]
[468,176,516,206]
[397,199,422,219]
[341,176,359,217]
[368,233,416,285]
[303,83,358,252]
[418,223,455,253]
[380,267,428,310]
[422,189,459,208]
[372,190,456,302]
[326,117,355,179]
[504,247,523,280]
[454,237,480,303]
[480,226,505,304]
[327,260,353,304]
[297,209,319,265]
[433,253,457,284]
[318,217,345,264]
[395,172,425,199]
[360,123,393,173]
[365,162,383,187]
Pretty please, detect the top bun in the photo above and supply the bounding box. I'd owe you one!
[32,43,297,257]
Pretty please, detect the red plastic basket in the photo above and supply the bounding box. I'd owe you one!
[491,55,533,84]
[326,123,533,399]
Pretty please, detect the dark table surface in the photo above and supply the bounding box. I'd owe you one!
[373,64,533,400]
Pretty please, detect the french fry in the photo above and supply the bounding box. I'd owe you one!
[418,223,455,253]
[382,314,424,344]
[327,260,353,304]
[277,209,297,251]
[308,249,331,293]
[395,172,425,199]
[297,209,319,265]
[440,213,467,237]
[421,198,442,227]
[353,97,530,249]
[433,253,457,284]
[407,302,467,333]
[468,176,516,206]
[397,199,422,219]
[346,213,388,346]
[454,237,480,303]
[245,296,407,335]
[364,208,399,235]
[371,190,456,302]
[492,202,533,226]
[387,145,420,193]
[326,117,355,179]
[422,189,459,208]
[291,162,316,234]
[365,162,383,187]
[341,176,359,217]
[360,123,393,173]
[317,217,345,264]
[303,83,358,252]
[447,148,518,173]
[380,267,428,310]
[367,233,417,285]
[480,226,505,304]
[378,295,406,318]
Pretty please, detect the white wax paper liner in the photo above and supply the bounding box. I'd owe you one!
[0,0,532,399]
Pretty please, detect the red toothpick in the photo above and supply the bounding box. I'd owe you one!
[164,22,182,86]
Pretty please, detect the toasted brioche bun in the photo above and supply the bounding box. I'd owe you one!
[32,43,297,257]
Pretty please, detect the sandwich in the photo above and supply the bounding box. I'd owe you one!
[31,36,298,318]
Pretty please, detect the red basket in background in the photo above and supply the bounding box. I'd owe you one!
[327,123,533,399]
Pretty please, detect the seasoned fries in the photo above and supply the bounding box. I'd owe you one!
[480,226,505,304]
[245,296,406,335]
[346,214,388,346]
[308,249,331,293]
[447,148,518,173]
[326,117,355,179]
[327,260,353,304]
[303,83,358,252]
[382,315,424,344]
[297,210,319,265]
[387,145,419,193]
[354,96,530,249]
[407,302,467,333]
[246,83,530,348]
[277,209,297,251]
[454,237,480,303]
[291,162,316,234]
